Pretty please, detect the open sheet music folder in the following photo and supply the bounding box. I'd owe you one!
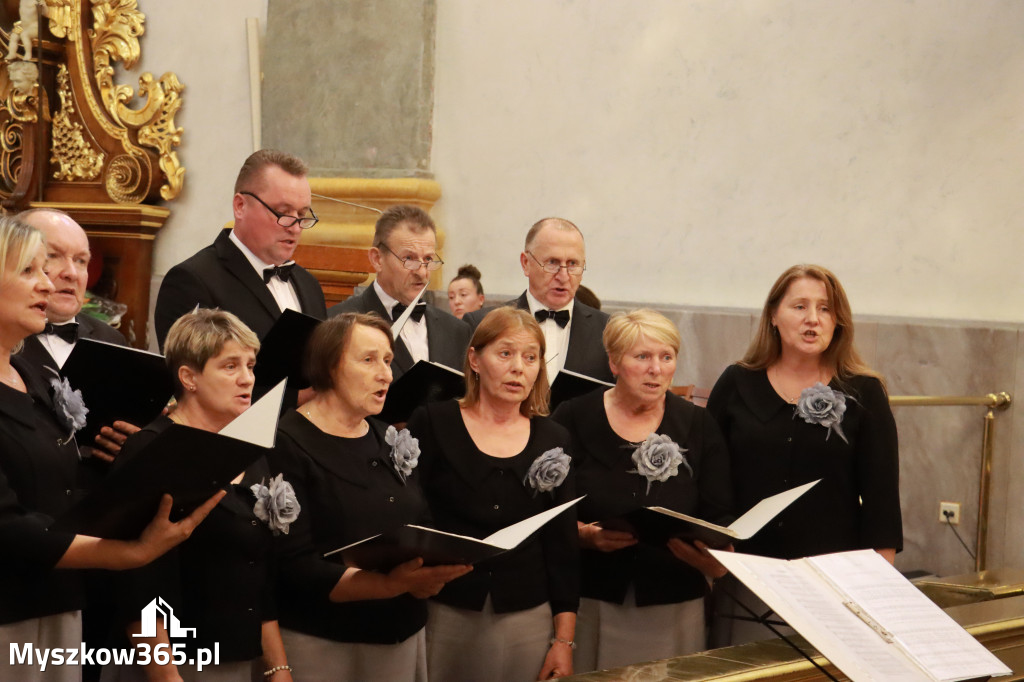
[52,382,286,540]
[253,308,321,390]
[60,338,175,443]
[325,496,583,571]
[603,480,818,548]
[710,548,1012,682]
[378,360,465,424]
[549,368,613,409]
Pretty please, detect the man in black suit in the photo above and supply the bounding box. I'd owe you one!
[328,205,470,380]
[154,149,327,349]
[17,208,132,460]
[464,217,613,384]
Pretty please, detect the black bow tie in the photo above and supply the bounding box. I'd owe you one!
[535,309,570,328]
[392,301,428,323]
[44,322,79,343]
[263,263,295,283]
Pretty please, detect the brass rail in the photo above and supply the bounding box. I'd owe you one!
[889,392,1012,571]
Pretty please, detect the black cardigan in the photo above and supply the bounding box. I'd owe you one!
[269,411,431,644]
[114,416,279,662]
[552,389,734,607]
[0,355,83,624]
[706,365,902,559]
[408,400,580,615]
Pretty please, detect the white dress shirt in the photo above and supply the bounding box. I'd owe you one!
[374,280,429,364]
[229,229,302,313]
[525,291,573,382]
[38,322,76,368]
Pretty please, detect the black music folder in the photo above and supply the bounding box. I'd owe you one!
[254,309,321,390]
[325,497,582,571]
[378,360,465,424]
[602,480,819,548]
[60,339,175,443]
[549,369,613,409]
[52,382,285,540]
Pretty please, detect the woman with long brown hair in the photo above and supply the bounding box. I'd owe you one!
[707,264,901,644]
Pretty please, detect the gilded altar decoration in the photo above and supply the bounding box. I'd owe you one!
[51,65,105,181]
[0,0,185,203]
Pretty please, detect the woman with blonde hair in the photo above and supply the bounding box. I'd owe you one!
[707,264,900,644]
[553,309,732,671]
[0,217,218,682]
[408,306,579,680]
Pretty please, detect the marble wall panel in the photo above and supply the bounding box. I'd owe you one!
[873,322,1018,576]
[998,331,1024,568]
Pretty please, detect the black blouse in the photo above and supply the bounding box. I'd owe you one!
[115,416,279,662]
[407,400,580,615]
[269,410,431,644]
[0,355,83,624]
[706,365,902,559]
[552,389,733,607]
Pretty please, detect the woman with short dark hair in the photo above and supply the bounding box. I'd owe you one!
[270,312,469,682]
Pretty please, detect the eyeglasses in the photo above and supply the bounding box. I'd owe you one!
[240,191,319,230]
[379,242,444,271]
[527,250,585,275]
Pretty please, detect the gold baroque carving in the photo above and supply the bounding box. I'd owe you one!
[45,0,76,40]
[104,152,150,204]
[87,0,184,201]
[51,64,105,181]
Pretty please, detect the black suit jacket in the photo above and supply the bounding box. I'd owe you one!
[327,286,471,380]
[18,314,127,375]
[154,229,327,350]
[464,293,613,383]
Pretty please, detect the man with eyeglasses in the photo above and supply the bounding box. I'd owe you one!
[465,217,613,384]
[328,205,470,380]
[154,149,327,349]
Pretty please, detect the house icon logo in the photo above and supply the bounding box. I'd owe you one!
[133,597,196,639]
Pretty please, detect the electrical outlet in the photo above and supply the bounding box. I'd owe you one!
[939,501,961,525]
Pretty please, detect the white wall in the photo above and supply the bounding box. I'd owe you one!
[134,0,267,275]
[432,1,1024,322]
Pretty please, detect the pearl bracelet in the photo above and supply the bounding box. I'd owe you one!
[550,637,577,650]
[264,664,293,677]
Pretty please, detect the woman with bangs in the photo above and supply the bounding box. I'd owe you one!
[707,264,901,645]
[408,306,579,681]
[109,308,294,682]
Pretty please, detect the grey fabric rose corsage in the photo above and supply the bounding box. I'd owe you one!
[251,473,301,535]
[628,433,692,494]
[47,369,88,445]
[386,425,420,483]
[794,382,848,443]
[524,447,571,495]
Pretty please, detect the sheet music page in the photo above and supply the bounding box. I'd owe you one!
[806,551,1012,681]
[711,550,929,682]
[483,497,583,549]
[725,479,819,538]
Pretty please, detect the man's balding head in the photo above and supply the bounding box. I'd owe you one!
[18,209,90,323]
